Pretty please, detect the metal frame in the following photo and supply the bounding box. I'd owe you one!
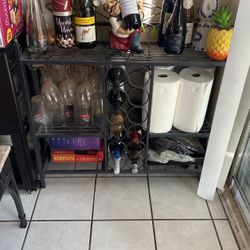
[17,43,226,185]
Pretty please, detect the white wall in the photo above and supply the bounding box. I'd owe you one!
[218,68,250,188]
[198,0,250,200]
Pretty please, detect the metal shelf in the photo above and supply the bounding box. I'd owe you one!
[149,123,211,138]
[20,44,226,67]
[35,123,103,138]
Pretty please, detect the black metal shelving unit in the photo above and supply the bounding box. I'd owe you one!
[17,43,226,187]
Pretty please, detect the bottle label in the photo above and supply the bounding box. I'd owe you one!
[162,13,172,35]
[183,0,193,9]
[75,16,95,26]
[54,15,75,48]
[80,113,90,123]
[166,34,184,52]
[119,0,138,18]
[185,22,194,45]
[75,25,96,43]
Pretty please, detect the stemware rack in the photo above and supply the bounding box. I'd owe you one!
[16,42,226,188]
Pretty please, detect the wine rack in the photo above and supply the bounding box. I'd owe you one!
[16,41,226,187]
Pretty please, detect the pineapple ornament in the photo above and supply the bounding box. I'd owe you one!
[206,5,233,61]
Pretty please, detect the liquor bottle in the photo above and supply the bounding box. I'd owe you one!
[157,0,175,47]
[164,0,186,55]
[128,130,142,174]
[40,70,65,124]
[108,87,126,111]
[119,0,141,30]
[59,67,77,123]
[26,0,49,53]
[108,67,125,87]
[74,0,97,48]
[109,137,125,175]
[183,0,194,46]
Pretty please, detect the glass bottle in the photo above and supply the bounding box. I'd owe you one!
[26,0,49,53]
[31,95,51,127]
[128,130,143,174]
[107,67,126,111]
[59,66,77,123]
[41,1,55,45]
[164,0,186,55]
[119,0,141,30]
[109,109,125,138]
[40,69,65,125]
[75,69,93,127]
[184,0,194,46]
[109,137,125,175]
[74,0,97,49]
[157,0,175,47]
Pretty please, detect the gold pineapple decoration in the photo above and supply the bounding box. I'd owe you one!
[206,6,233,61]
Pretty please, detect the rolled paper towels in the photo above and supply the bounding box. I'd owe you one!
[143,68,180,133]
[192,67,216,75]
[173,68,214,133]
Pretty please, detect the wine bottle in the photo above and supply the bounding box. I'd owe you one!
[109,137,125,175]
[164,0,186,55]
[128,130,142,174]
[74,0,97,48]
[183,0,194,46]
[119,0,141,30]
[157,0,175,47]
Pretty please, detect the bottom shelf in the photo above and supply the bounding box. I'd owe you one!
[44,157,203,177]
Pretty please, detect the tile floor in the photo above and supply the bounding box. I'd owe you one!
[0,174,239,250]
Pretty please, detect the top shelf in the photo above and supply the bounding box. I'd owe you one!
[20,44,226,67]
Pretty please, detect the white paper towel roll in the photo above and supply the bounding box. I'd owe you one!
[143,68,180,133]
[173,68,214,133]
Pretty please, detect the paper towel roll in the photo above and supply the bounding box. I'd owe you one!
[143,68,180,133]
[192,67,216,75]
[173,68,214,133]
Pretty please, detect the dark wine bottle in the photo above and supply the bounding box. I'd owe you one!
[183,0,194,46]
[74,0,97,49]
[107,67,126,110]
[164,0,186,54]
[119,0,141,30]
[157,0,175,47]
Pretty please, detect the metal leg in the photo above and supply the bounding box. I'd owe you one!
[7,159,27,228]
[11,133,37,191]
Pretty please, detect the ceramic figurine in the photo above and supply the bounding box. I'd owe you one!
[101,0,144,53]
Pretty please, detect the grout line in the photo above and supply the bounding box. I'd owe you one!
[29,219,92,222]
[88,173,98,250]
[216,190,241,250]
[205,200,223,250]
[146,174,158,250]
[21,188,41,250]
[46,176,97,179]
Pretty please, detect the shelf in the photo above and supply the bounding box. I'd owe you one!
[149,123,211,138]
[21,44,226,67]
[35,123,103,138]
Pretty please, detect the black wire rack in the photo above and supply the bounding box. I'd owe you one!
[16,41,226,187]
